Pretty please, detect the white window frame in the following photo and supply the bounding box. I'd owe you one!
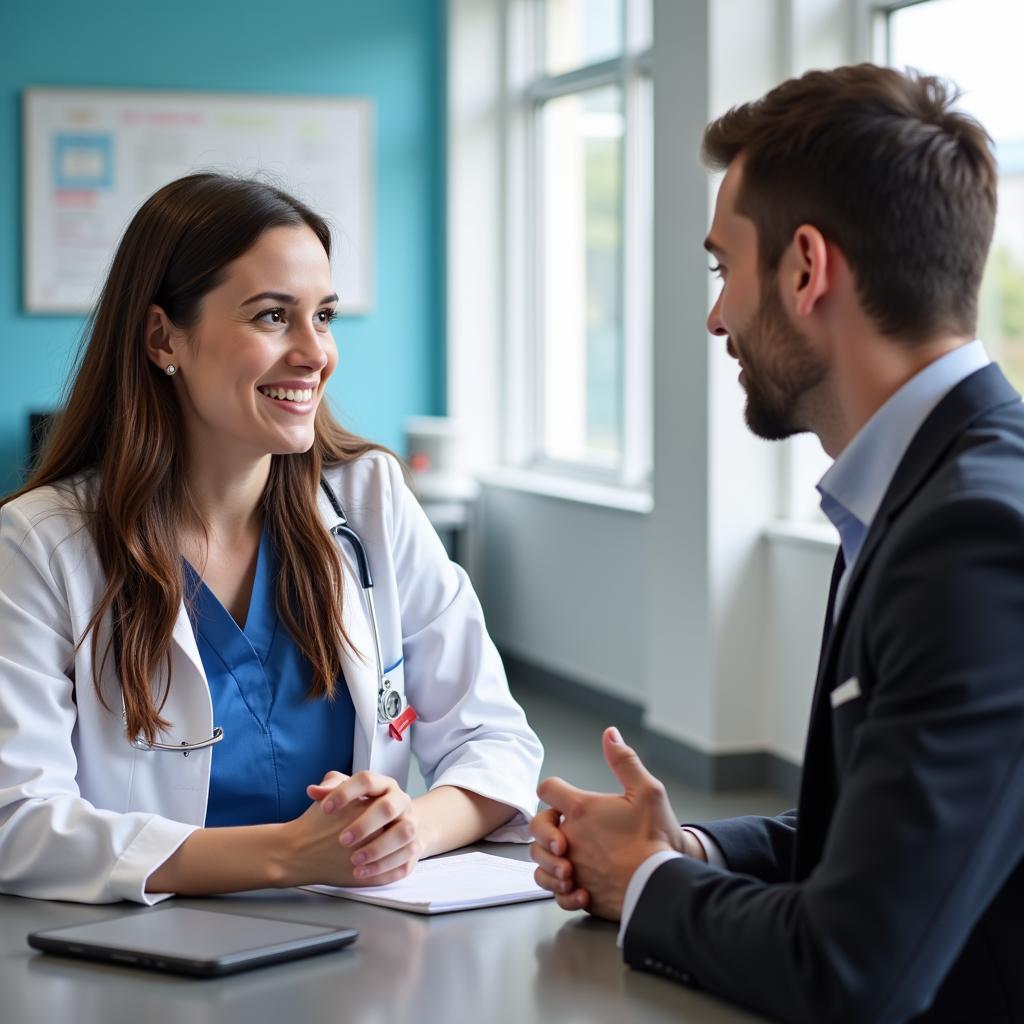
[776,0,923,525]
[869,0,912,63]
[503,0,653,493]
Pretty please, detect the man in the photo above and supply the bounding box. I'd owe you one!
[531,64,1024,1023]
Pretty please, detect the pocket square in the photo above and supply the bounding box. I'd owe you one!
[830,676,862,709]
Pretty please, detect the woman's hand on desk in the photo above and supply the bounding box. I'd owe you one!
[146,776,515,895]
[145,773,416,895]
[145,790,369,895]
[305,774,519,886]
[306,770,423,885]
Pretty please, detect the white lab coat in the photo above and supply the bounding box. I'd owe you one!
[0,452,543,904]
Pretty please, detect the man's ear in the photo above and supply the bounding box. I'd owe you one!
[144,305,180,373]
[783,224,830,319]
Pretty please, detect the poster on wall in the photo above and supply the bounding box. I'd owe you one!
[23,87,374,315]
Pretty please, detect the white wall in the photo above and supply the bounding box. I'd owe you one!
[765,531,837,762]
[479,485,648,699]
[446,0,504,475]
[701,0,789,754]
[448,0,862,774]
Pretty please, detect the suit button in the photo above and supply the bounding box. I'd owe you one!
[681,973,692,984]
[643,957,653,968]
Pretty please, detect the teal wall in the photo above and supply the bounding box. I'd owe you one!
[0,0,445,492]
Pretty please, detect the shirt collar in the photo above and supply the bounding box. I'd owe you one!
[817,340,990,567]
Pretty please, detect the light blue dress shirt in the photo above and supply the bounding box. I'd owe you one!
[184,528,356,827]
[618,340,992,946]
[817,339,990,614]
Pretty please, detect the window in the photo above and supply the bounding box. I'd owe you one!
[782,0,1024,522]
[884,0,1024,393]
[506,0,652,488]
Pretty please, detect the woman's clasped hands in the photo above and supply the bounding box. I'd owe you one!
[286,770,424,887]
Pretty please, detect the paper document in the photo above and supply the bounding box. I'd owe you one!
[304,852,554,914]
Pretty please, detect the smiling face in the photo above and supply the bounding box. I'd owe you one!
[158,224,339,462]
[705,159,827,441]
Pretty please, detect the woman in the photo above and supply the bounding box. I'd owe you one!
[0,173,542,904]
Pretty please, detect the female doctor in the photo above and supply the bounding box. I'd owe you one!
[0,173,543,904]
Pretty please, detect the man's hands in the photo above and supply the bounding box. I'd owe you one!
[530,727,698,920]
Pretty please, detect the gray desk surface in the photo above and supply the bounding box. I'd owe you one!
[1,844,765,1024]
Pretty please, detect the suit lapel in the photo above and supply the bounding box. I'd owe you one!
[791,364,1020,880]
[822,364,1018,661]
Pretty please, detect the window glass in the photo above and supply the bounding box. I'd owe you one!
[546,0,623,76]
[540,85,624,465]
[889,0,1024,391]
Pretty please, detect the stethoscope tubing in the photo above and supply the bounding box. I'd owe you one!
[127,477,399,751]
[128,725,224,754]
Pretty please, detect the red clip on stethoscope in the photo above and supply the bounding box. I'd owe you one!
[320,477,418,742]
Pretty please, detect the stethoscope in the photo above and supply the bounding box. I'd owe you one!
[318,476,415,737]
[126,477,416,752]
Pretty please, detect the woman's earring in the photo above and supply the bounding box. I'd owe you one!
[165,364,177,376]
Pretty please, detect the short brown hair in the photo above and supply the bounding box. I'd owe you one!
[702,64,997,341]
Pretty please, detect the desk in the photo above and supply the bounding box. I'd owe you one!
[1,845,764,1024]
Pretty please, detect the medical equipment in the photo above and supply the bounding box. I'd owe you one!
[125,477,415,752]
[318,477,415,736]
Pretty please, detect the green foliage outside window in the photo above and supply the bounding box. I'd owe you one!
[980,244,1024,393]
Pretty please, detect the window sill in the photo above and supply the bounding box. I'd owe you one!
[763,519,838,552]
[477,466,653,514]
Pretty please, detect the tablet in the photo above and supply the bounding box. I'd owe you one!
[28,905,358,977]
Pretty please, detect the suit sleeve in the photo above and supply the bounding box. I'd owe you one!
[623,496,1024,1024]
[695,810,798,881]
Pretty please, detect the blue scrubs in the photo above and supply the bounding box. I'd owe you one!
[184,528,356,827]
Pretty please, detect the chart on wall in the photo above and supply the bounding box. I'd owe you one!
[23,87,374,314]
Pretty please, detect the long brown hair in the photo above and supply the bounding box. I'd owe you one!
[2,173,384,746]
[702,64,997,342]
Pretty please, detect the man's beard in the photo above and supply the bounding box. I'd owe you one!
[734,281,828,441]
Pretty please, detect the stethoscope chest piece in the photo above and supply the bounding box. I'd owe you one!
[377,677,417,740]
[378,678,403,723]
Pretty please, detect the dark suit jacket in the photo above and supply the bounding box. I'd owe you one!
[624,364,1024,1023]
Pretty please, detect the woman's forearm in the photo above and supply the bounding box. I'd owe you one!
[145,823,296,895]
[411,786,517,858]
[147,787,516,896]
